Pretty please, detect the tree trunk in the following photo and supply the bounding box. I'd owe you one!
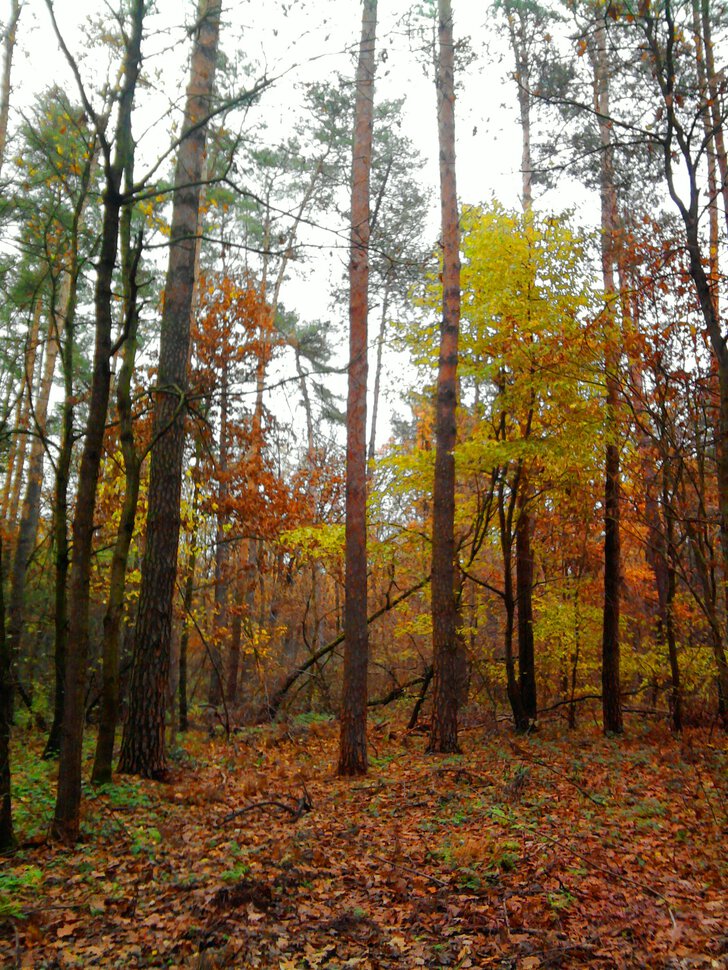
[0,0,20,179]
[640,1,728,728]
[367,281,390,469]
[43,161,92,759]
[338,0,377,777]
[428,0,461,755]
[51,1,144,842]
[119,0,222,778]
[591,15,623,735]
[209,358,229,708]
[0,538,13,850]
[91,213,142,785]
[516,503,536,720]
[7,287,63,709]
[44,277,78,759]
[500,474,529,732]
[178,470,201,732]
[4,301,41,535]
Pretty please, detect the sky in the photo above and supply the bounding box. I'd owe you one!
[5,0,590,450]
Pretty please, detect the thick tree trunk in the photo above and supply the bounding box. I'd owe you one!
[51,1,143,842]
[428,0,461,755]
[338,0,377,777]
[119,1,222,778]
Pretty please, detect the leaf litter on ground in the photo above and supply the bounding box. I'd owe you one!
[0,712,726,968]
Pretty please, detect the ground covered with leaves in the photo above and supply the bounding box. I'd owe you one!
[0,713,726,969]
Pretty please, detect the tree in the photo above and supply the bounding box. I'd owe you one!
[428,0,462,754]
[635,2,728,721]
[496,0,561,725]
[90,201,145,784]
[0,537,12,850]
[119,0,223,778]
[0,0,20,178]
[338,0,377,777]
[590,9,624,736]
[50,0,144,842]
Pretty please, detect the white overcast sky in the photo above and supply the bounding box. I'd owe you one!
[6,0,592,445]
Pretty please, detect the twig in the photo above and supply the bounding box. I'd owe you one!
[220,790,312,825]
[509,741,603,805]
[430,765,493,787]
[535,828,677,925]
[368,852,448,889]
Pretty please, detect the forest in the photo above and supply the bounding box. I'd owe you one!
[0,0,726,967]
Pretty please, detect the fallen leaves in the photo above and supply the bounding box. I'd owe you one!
[1,719,726,968]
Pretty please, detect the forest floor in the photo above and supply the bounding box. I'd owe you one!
[0,710,726,969]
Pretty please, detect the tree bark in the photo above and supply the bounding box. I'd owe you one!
[7,286,63,710]
[50,0,144,842]
[4,301,41,534]
[428,0,461,755]
[91,215,143,784]
[209,358,229,708]
[119,0,222,778]
[0,538,13,850]
[0,0,20,179]
[516,502,536,720]
[338,0,377,777]
[591,14,623,735]
[179,467,201,732]
[43,141,94,759]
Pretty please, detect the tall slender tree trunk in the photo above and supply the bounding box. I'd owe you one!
[367,280,391,470]
[0,538,13,850]
[4,302,41,535]
[7,293,63,709]
[516,499,536,719]
[638,1,728,727]
[338,0,377,777]
[91,213,143,785]
[661,469,682,733]
[119,0,222,778]
[44,268,79,758]
[43,159,93,758]
[209,358,229,708]
[0,0,20,179]
[506,5,538,724]
[591,16,623,735]
[428,0,461,755]
[179,465,202,731]
[50,1,144,842]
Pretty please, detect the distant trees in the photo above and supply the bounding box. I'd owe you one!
[2,0,728,851]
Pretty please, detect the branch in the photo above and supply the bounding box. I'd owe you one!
[258,577,430,721]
